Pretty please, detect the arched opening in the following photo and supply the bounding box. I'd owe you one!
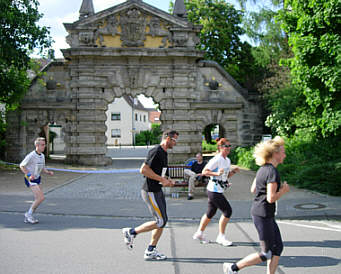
[104,94,161,148]
[202,123,225,154]
[48,123,65,159]
[203,123,225,143]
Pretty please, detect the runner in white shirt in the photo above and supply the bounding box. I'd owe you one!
[192,138,239,246]
[20,137,53,224]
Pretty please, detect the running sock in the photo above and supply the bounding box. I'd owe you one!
[27,207,34,215]
[147,245,156,252]
[231,263,239,272]
[129,228,137,236]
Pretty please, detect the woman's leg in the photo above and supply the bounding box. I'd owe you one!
[223,216,275,273]
[218,214,230,234]
[236,252,263,270]
[267,219,283,274]
[267,255,280,274]
[197,213,211,232]
[212,192,232,234]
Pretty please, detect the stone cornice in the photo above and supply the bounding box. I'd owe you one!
[191,102,243,110]
[20,104,76,110]
[62,47,205,58]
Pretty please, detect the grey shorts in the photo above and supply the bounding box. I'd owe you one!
[141,189,168,228]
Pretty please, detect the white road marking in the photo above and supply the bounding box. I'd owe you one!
[278,220,341,232]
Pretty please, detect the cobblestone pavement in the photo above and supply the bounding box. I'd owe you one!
[46,173,144,201]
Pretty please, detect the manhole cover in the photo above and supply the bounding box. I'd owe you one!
[294,203,326,210]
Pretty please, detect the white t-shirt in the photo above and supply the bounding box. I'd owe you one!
[20,151,45,178]
[206,153,231,193]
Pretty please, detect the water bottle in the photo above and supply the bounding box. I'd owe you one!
[221,168,228,182]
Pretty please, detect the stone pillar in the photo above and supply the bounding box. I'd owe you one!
[164,60,199,163]
[65,59,112,166]
[5,109,26,163]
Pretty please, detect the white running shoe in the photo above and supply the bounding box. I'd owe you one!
[192,231,209,244]
[24,213,38,224]
[223,263,237,274]
[144,248,167,261]
[122,227,135,250]
[216,235,233,246]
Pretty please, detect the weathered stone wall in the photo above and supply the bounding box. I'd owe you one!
[5,55,263,165]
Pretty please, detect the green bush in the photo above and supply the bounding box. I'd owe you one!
[229,146,257,170]
[202,139,217,152]
[231,132,341,196]
[277,133,341,196]
[135,124,162,146]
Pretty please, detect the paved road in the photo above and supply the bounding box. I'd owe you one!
[106,145,154,159]
[0,146,340,274]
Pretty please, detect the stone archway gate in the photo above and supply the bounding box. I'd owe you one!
[5,0,262,165]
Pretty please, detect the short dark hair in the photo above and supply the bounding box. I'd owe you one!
[34,137,46,146]
[162,130,179,140]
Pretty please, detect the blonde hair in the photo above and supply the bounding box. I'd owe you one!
[253,136,285,166]
[34,137,46,146]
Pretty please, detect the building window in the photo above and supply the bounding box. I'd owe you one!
[111,112,121,121]
[140,115,142,121]
[135,113,138,121]
[144,115,146,122]
[111,129,121,138]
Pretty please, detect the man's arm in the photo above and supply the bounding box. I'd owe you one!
[140,163,174,187]
[43,168,54,176]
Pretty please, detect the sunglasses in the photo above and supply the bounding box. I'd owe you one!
[220,144,232,148]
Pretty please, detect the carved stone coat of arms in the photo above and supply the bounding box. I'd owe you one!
[120,8,147,47]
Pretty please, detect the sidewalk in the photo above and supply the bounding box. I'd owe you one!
[1,162,340,220]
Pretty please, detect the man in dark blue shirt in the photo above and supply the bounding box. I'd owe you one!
[184,152,207,200]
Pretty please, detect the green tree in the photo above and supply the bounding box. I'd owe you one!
[150,123,162,144]
[278,0,341,137]
[0,0,52,109]
[237,0,289,67]
[180,0,263,88]
[135,124,162,145]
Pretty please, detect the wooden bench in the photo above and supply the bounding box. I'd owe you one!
[167,164,209,188]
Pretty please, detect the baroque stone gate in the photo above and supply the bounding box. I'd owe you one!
[5,0,262,165]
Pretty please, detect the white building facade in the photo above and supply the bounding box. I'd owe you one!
[105,95,151,146]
